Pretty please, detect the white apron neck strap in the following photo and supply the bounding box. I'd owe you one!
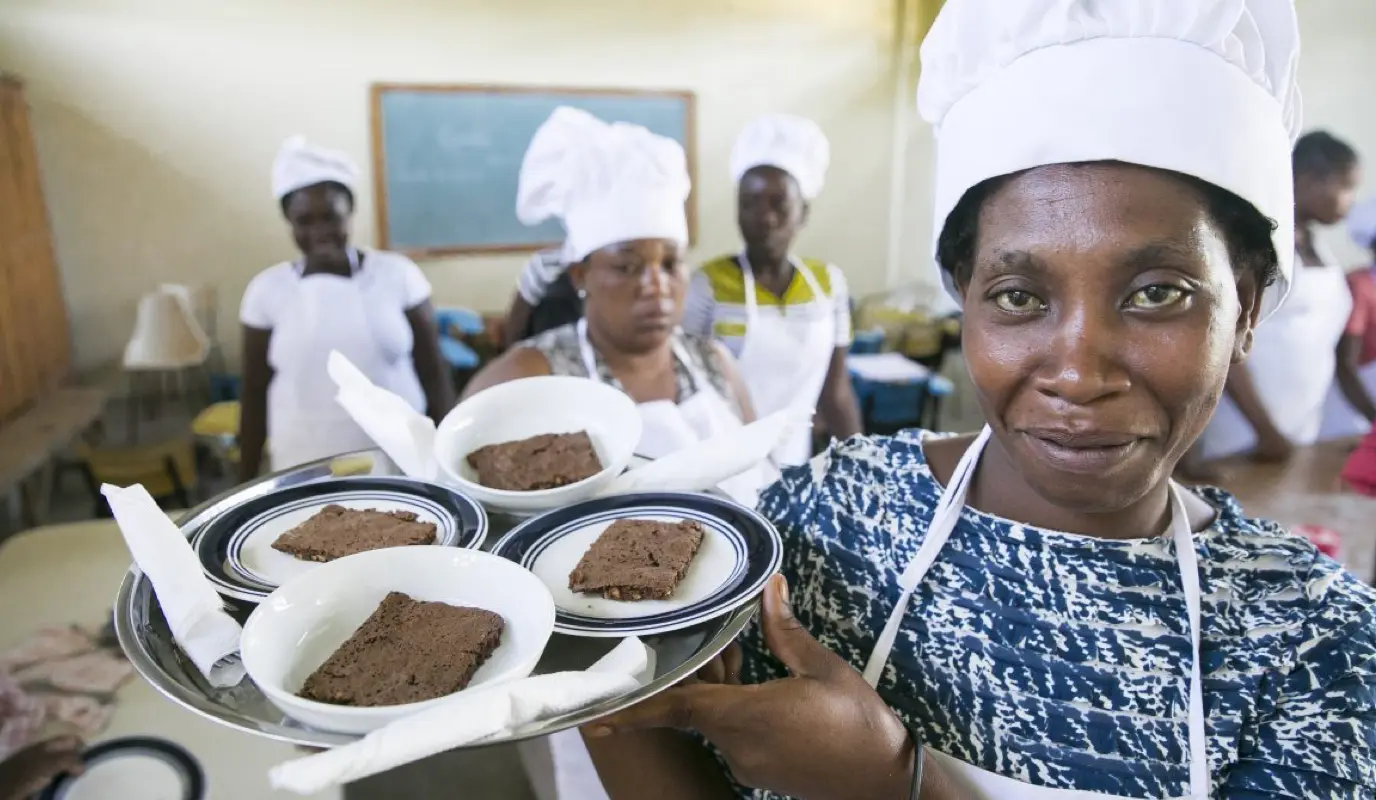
[1167,482,1209,799]
[861,426,992,687]
[737,252,830,319]
[576,319,602,383]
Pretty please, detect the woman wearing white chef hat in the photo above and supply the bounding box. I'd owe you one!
[684,114,863,466]
[582,2,1376,799]
[466,105,776,800]
[237,137,453,480]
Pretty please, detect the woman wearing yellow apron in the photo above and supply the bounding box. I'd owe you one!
[683,114,862,466]
[582,1,1376,798]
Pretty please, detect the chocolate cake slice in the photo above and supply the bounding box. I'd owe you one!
[299,592,505,707]
[466,431,603,491]
[271,504,437,563]
[569,519,706,601]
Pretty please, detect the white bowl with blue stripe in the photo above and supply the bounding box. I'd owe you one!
[492,492,782,637]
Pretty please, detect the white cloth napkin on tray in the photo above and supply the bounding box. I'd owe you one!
[598,403,811,498]
[270,637,654,794]
[327,350,437,481]
[100,484,244,687]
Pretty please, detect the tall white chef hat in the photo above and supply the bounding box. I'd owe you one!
[517,107,690,263]
[919,0,1302,319]
[730,114,831,200]
[1349,196,1376,252]
[271,136,361,202]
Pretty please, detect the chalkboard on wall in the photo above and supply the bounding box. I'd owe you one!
[369,84,697,257]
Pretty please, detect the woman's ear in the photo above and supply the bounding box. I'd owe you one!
[568,261,588,294]
[799,201,812,227]
[1231,270,1266,364]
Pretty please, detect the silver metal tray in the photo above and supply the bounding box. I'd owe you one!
[114,449,756,748]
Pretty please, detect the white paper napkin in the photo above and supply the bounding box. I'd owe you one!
[100,484,244,687]
[327,350,437,481]
[599,403,812,499]
[270,637,654,794]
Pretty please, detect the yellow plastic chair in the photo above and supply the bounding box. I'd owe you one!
[78,436,198,516]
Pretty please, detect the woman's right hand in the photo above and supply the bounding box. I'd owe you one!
[587,575,918,800]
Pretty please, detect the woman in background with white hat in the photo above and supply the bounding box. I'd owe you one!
[583,2,1376,799]
[683,114,863,467]
[465,106,774,800]
[237,137,453,480]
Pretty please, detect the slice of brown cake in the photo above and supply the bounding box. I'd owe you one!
[568,519,706,601]
[299,592,505,707]
[271,505,437,563]
[466,431,603,491]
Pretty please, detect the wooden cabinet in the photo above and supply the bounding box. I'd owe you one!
[0,75,71,422]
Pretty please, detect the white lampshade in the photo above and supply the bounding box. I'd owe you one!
[123,288,210,370]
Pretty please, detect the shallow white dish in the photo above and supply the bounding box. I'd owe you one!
[434,376,642,513]
[239,545,555,735]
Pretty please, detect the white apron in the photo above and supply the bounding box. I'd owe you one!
[862,427,1210,800]
[533,321,772,800]
[736,254,836,467]
[1201,248,1353,459]
[266,250,424,471]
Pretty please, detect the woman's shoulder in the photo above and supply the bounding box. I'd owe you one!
[517,323,584,376]
[759,430,946,531]
[694,255,745,297]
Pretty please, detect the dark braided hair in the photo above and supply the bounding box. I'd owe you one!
[935,164,1280,294]
[279,180,355,216]
[1292,130,1358,180]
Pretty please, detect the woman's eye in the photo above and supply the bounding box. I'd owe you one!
[1127,285,1186,309]
[992,290,1044,313]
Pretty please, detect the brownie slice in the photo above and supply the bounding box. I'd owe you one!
[299,592,505,707]
[568,519,706,601]
[466,431,603,491]
[271,504,437,563]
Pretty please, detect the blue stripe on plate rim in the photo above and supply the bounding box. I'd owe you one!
[491,491,781,637]
[223,490,460,587]
[189,476,486,603]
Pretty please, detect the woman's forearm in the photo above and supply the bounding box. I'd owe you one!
[1223,362,1283,439]
[1336,335,1376,422]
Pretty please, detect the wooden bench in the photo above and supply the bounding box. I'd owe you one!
[0,386,108,528]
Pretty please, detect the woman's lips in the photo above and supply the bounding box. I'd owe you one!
[1019,428,1146,474]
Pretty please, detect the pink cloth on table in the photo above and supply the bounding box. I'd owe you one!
[0,672,45,763]
[1342,428,1376,497]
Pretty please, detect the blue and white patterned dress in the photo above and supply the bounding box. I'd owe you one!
[721,431,1376,799]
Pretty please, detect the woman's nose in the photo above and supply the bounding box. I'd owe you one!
[1035,305,1131,405]
[639,265,672,298]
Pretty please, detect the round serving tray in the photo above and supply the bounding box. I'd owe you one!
[114,449,756,748]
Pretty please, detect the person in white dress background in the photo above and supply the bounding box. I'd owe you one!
[237,137,453,480]
[1198,130,1361,462]
[1321,195,1376,437]
[682,115,863,467]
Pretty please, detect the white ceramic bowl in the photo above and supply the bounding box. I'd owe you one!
[434,376,642,513]
[240,545,555,735]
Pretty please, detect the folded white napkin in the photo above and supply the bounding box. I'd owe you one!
[600,403,812,499]
[327,350,437,481]
[270,637,654,794]
[100,484,244,687]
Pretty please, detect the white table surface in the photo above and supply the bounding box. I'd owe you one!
[0,518,340,800]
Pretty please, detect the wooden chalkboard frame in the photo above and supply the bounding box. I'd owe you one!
[369,83,699,259]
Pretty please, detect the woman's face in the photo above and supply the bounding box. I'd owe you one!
[1296,164,1362,226]
[573,238,686,354]
[960,163,1263,513]
[738,167,807,261]
[284,183,353,263]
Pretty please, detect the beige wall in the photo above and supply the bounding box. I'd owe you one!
[1,0,937,373]
[5,0,1375,374]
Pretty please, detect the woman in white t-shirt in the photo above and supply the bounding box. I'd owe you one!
[236,137,453,480]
